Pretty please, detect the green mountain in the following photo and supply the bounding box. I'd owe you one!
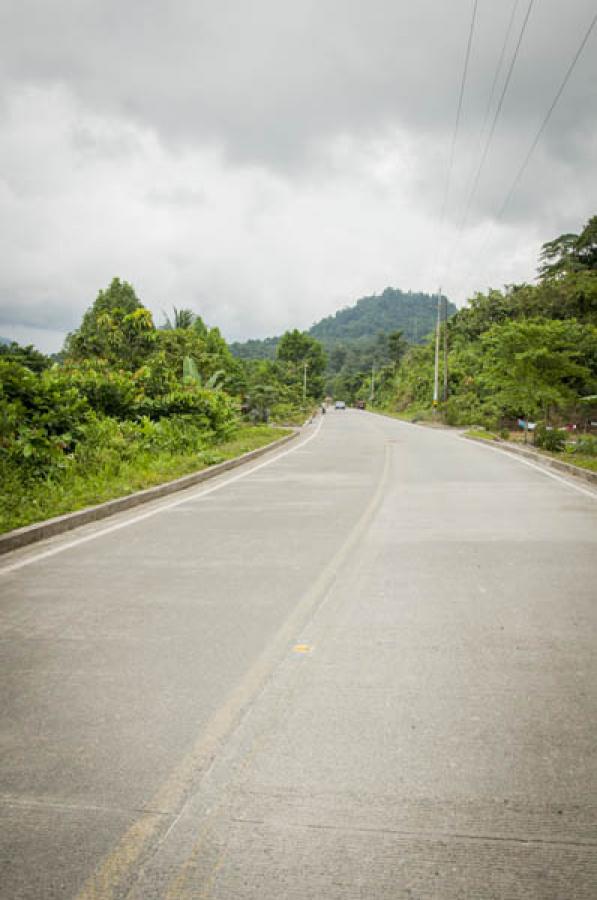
[310,287,455,345]
[230,287,456,360]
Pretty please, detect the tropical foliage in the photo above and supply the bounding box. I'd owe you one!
[0,280,323,532]
[230,287,456,402]
[376,215,597,430]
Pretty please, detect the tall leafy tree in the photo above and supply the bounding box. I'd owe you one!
[276,329,327,399]
[65,278,156,368]
[538,215,597,280]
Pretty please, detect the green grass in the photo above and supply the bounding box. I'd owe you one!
[0,425,289,534]
[271,407,316,427]
[466,431,597,474]
[464,428,500,441]
[537,449,597,473]
[369,405,429,422]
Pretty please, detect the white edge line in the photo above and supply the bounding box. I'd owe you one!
[380,413,597,500]
[464,436,597,500]
[0,418,325,576]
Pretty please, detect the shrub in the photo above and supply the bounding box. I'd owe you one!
[137,386,237,437]
[534,425,566,452]
[575,434,597,456]
[64,363,141,419]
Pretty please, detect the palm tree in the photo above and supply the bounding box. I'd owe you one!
[162,306,196,330]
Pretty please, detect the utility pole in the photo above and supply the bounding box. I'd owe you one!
[370,363,375,403]
[303,361,308,403]
[433,286,441,408]
[442,294,448,402]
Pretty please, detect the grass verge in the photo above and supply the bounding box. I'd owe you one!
[464,428,500,441]
[466,431,597,474]
[1,425,289,534]
[369,406,430,422]
[537,449,597,473]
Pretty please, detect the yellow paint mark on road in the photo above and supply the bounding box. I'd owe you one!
[76,442,392,900]
[292,644,313,653]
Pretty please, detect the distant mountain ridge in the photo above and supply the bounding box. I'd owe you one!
[230,287,456,359]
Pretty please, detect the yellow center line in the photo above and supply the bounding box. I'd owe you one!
[76,443,392,900]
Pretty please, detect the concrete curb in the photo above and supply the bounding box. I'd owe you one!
[463,434,597,487]
[0,429,300,556]
[368,410,597,487]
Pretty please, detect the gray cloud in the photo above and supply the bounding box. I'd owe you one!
[0,0,595,351]
[4,1,595,165]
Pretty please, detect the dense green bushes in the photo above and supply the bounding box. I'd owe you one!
[574,434,597,456]
[1,277,323,533]
[377,215,597,430]
[0,419,284,533]
[533,425,566,452]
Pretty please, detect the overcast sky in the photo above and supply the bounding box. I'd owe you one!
[1,0,595,351]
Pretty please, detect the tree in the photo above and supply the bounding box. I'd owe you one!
[276,330,327,399]
[153,324,235,386]
[0,341,50,374]
[575,215,597,271]
[479,319,595,425]
[65,278,156,368]
[538,215,597,280]
[162,307,196,330]
[387,330,408,364]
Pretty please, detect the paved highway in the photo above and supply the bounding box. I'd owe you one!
[1,410,596,898]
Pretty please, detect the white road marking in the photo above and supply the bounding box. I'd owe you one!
[376,413,597,501]
[464,437,597,500]
[0,418,325,576]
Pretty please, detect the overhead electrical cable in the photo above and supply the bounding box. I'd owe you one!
[440,0,523,280]
[451,8,597,308]
[439,0,479,226]
[458,0,522,227]
[458,0,535,232]
[495,10,597,220]
[431,2,479,407]
[431,0,479,285]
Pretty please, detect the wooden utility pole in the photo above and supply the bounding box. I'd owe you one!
[442,294,448,402]
[433,287,441,407]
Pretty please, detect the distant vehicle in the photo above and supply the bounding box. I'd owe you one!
[335,400,346,410]
[355,400,366,409]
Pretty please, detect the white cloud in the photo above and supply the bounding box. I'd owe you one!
[0,1,596,352]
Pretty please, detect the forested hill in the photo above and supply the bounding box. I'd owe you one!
[310,288,456,344]
[229,287,456,359]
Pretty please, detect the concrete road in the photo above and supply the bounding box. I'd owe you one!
[1,411,596,899]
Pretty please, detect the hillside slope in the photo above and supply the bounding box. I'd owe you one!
[311,287,455,344]
[230,287,455,359]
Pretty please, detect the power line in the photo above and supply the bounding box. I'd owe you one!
[458,0,522,227]
[496,10,597,220]
[430,0,479,287]
[465,8,597,283]
[439,0,479,227]
[459,0,536,231]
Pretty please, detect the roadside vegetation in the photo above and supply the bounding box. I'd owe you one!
[230,287,453,404]
[0,281,324,534]
[367,214,597,471]
[3,214,596,532]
